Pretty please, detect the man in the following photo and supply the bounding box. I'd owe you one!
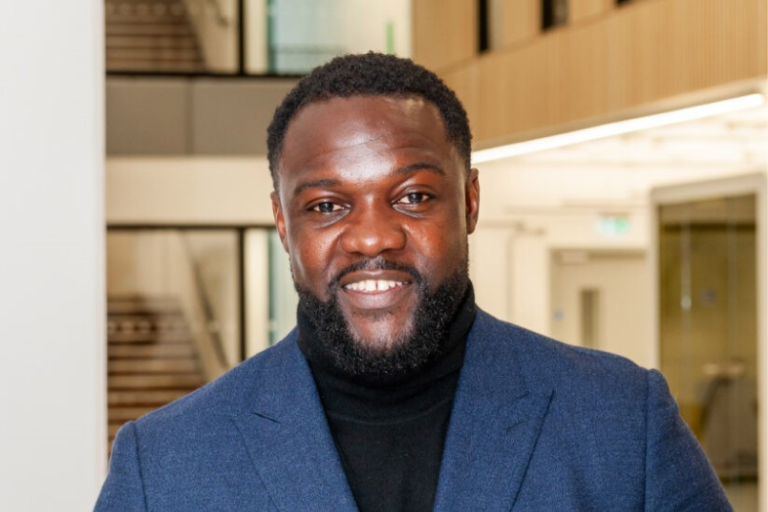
[95,53,732,511]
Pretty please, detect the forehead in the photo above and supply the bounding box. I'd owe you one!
[277,95,459,179]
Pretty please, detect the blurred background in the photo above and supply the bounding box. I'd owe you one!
[1,0,766,510]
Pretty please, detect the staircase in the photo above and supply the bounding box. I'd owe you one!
[107,297,206,452]
[105,0,206,72]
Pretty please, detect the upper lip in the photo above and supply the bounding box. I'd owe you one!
[338,269,413,288]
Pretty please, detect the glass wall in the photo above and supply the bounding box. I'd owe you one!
[106,0,411,74]
[658,194,758,510]
[106,0,240,73]
[105,227,298,452]
[107,226,297,367]
[266,0,410,74]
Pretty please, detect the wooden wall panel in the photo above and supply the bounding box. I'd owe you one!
[626,0,764,104]
[475,36,562,141]
[412,0,477,71]
[499,0,540,47]
[569,0,613,24]
[758,0,767,72]
[425,0,766,148]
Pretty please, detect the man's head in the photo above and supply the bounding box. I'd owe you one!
[267,52,472,189]
[268,53,480,376]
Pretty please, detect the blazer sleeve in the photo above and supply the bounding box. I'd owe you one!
[644,369,733,512]
[93,421,148,512]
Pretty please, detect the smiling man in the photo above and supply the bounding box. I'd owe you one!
[95,54,732,512]
[274,93,477,377]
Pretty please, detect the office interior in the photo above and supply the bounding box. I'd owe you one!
[2,0,766,510]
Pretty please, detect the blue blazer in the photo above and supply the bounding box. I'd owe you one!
[95,310,732,511]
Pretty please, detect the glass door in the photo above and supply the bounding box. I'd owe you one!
[654,174,766,512]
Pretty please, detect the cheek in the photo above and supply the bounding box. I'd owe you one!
[410,219,468,274]
[424,202,467,249]
[286,226,338,289]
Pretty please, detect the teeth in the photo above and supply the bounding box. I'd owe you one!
[345,279,404,292]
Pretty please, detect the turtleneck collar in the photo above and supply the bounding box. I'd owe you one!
[297,284,476,421]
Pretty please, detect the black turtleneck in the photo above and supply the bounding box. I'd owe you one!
[297,287,476,512]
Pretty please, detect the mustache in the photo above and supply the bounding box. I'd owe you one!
[330,258,423,288]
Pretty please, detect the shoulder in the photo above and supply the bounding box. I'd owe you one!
[100,333,306,509]
[467,313,731,509]
[132,330,302,430]
[469,309,650,401]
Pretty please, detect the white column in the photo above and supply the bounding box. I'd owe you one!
[0,2,106,511]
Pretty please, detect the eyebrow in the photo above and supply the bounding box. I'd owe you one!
[292,162,446,195]
[394,162,446,177]
[293,178,341,195]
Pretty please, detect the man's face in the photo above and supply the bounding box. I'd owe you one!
[272,95,480,360]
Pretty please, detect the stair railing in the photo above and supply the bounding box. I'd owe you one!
[182,0,237,71]
[205,0,231,27]
[180,234,231,372]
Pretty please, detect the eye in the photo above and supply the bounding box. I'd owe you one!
[310,201,344,214]
[396,192,433,205]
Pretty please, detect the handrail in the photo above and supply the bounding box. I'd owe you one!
[180,234,231,370]
[205,0,230,27]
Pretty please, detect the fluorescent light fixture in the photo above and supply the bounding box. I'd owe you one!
[471,93,766,164]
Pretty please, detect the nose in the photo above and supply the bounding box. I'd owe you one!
[340,203,406,257]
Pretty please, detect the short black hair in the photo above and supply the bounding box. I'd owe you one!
[266,52,472,189]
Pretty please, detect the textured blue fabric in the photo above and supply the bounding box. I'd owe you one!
[94,310,732,511]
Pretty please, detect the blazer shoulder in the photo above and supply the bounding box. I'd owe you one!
[133,330,302,429]
[471,309,649,398]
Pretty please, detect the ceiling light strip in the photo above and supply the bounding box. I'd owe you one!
[471,93,766,164]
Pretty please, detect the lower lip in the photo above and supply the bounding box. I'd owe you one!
[340,282,412,311]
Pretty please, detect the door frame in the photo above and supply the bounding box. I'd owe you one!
[549,248,649,362]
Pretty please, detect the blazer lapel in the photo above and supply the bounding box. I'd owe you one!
[433,312,553,512]
[231,336,358,512]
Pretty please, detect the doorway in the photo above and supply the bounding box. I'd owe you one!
[550,249,651,367]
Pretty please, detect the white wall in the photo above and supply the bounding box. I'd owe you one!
[107,156,275,225]
[0,2,105,511]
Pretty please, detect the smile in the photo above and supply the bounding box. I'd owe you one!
[337,269,416,311]
[343,279,405,292]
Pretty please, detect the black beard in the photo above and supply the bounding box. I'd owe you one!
[296,258,469,378]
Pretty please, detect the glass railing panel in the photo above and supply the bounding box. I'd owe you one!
[266,0,411,74]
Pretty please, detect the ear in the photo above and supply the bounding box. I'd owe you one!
[271,191,290,253]
[465,168,480,234]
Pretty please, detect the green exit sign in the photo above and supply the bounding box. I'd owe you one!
[597,216,630,236]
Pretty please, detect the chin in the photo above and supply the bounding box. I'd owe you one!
[295,261,469,377]
[347,319,416,356]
